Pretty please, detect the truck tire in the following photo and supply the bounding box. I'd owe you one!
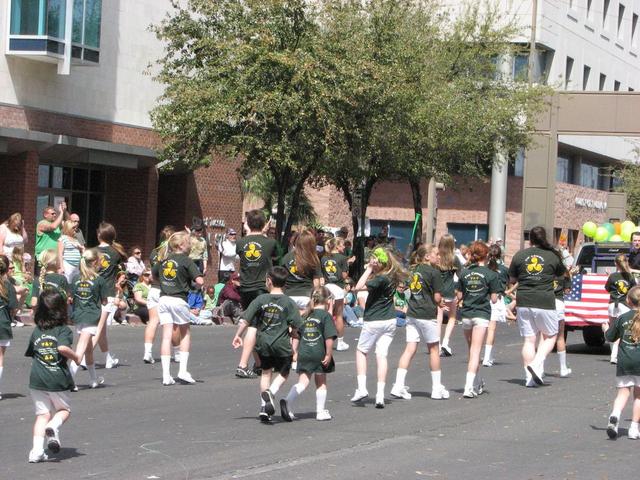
[582,326,605,347]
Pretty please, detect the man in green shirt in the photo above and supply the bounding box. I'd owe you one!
[35,203,66,276]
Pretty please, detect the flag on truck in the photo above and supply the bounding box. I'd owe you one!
[564,274,609,324]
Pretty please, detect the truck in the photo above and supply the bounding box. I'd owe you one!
[564,242,630,347]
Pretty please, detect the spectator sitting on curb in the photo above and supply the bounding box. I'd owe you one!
[217,272,242,325]
[188,287,213,325]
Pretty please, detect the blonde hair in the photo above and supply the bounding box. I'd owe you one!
[438,234,456,271]
[5,212,22,233]
[627,286,640,343]
[374,247,408,286]
[615,253,633,284]
[324,237,344,255]
[38,249,58,290]
[169,231,191,254]
[62,220,76,237]
[80,248,100,281]
[11,246,24,272]
[304,286,333,317]
[410,244,436,267]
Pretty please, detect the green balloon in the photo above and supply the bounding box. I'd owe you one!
[582,221,597,238]
[622,229,633,242]
[622,220,635,231]
[602,222,615,235]
[595,226,610,242]
[609,234,623,242]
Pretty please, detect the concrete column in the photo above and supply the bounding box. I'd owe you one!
[425,178,437,244]
[489,151,508,243]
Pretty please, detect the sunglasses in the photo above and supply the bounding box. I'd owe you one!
[134,251,142,254]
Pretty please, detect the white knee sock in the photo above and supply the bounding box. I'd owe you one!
[47,414,64,430]
[178,352,189,376]
[69,361,79,378]
[558,350,567,370]
[161,355,171,380]
[0,366,3,385]
[87,364,97,383]
[357,375,367,392]
[431,370,442,389]
[32,436,44,453]
[144,343,153,356]
[611,342,619,359]
[395,368,407,388]
[285,383,305,409]
[105,351,113,363]
[376,382,385,398]
[483,345,493,362]
[316,388,327,412]
[611,408,622,419]
[465,372,476,391]
[172,346,180,358]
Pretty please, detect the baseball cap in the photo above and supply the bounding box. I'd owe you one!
[227,228,237,235]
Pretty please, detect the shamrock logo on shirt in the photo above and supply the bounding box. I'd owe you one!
[410,273,422,293]
[99,254,110,270]
[163,260,177,280]
[245,243,262,261]
[324,260,337,274]
[526,256,544,275]
[616,280,629,295]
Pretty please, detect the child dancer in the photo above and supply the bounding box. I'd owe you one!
[351,248,407,408]
[605,254,636,365]
[153,231,204,385]
[281,286,337,421]
[438,234,463,357]
[0,255,17,400]
[604,285,640,439]
[31,250,70,304]
[390,244,449,401]
[456,242,499,398]
[322,237,350,351]
[232,267,303,422]
[553,271,573,377]
[69,249,108,389]
[482,244,510,367]
[25,290,81,462]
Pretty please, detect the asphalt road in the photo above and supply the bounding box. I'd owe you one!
[0,322,635,480]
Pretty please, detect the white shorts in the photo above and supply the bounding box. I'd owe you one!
[324,283,345,301]
[462,317,490,330]
[0,339,10,347]
[357,319,396,356]
[555,299,565,322]
[147,287,161,310]
[62,261,80,284]
[289,296,310,310]
[517,307,559,337]
[490,299,507,323]
[616,375,640,388]
[158,296,191,325]
[30,389,71,415]
[405,317,439,344]
[102,297,118,326]
[609,303,630,319]
[75,324,98,336]
[357,291,369,303]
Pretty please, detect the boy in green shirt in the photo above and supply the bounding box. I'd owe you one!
[232,266,303,422]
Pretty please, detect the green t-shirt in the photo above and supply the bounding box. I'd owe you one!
[605,272,636,306]
[495,263,510,294]
[554,276,572,301]
[97,245,123,297]
[394,291,407,310]
[321,253,348,287]
[297,308,338,374]
[152,253,202,301]
[244,293,303,357]
[508,247,566,310]
[0,280,18,340]
[35,221,61,258]
[236,235,277,292]
[605,310,640,376]
[364,274,396,321]
[133,282,150,300]
[32,272,69,300]
[439,256,462,299]
[407,264,443,319]
[281,252,322,297]
[72,275,107,326]
[457,264,500,320]
[25,325,74,392]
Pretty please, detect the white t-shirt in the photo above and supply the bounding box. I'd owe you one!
[1,225,24,256]
[218,239,238,271]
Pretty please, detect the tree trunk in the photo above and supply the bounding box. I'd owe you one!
[283,165,314,246]
[409,178,423,247]
[272,168,289,247]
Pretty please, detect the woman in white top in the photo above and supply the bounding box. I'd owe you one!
[57,220,84,283]
[217,228,238,284]
[126,246,145,280]
[0,213,28,257]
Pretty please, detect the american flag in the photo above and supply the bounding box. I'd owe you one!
[564,274,609,325]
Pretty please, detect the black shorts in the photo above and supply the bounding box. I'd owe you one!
[258,355,293,375]
[240,288,268,311]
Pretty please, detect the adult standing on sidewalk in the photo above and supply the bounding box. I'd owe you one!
[217,228,238,284]
[35,203,66,277]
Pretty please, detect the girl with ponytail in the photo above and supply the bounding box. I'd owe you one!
[605,254,637,364]
[0,254,17,399]
[280,286,337,422]
[30,250,69,306]
[604,285,640,439]
[322,237,350,352]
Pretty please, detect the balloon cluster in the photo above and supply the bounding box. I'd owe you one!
[582,220,638,242]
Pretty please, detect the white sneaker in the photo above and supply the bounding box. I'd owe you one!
[607,415,619,439]
[350,389,368,403]
[45,427,61,453]
[375,394,385,409]
[482,359,493,367]
[525,376,537,388]
[463,387,477,398]
[610,357,618,365]
[526,363,544,385]
[629,427,640,440]
[440,345,453,357]
[474,378,485,395]
[316,409,332,421]
[177,372,196,384]
[336,339,350,351]
[105,357,119,369]
[143,353,155,364]
[390,384,412,400]
[14,320,24,327]
[28,450,48,463]
[90,376,105,389]
[163,377,175,386]
[431,385,450,400]
[560,367,572,378]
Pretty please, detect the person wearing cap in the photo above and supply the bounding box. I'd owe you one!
[217,228,239,284]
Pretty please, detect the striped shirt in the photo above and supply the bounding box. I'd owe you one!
[61,235,82,267]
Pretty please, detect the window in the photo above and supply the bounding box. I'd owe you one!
[633,13,639,46]
[10,0,65,37]
[557,156,572,183]
[604,0,611,29]
[618,4,626,39]
[599,73,607,90]
[583,65,591,90]
[447,223,490,246]
[565,56,574,90]
[71,0,101,62]
[580,163,599,189]
[614,80,621,91]
[513,54,528,81]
